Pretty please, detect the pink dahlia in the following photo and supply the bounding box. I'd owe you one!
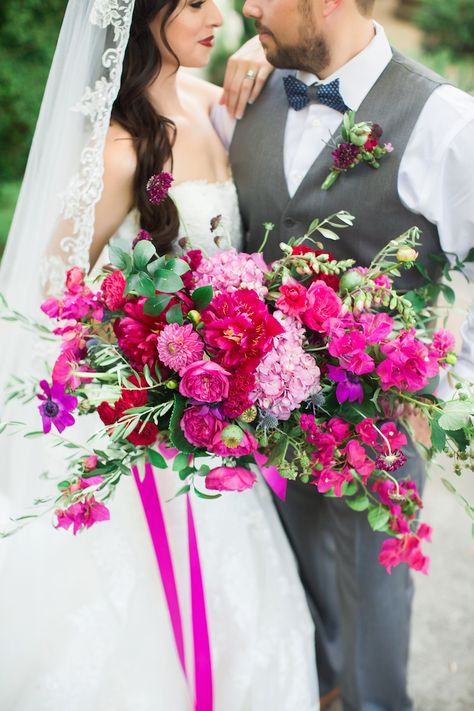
[157,323,204,373]
[202,289,284,372]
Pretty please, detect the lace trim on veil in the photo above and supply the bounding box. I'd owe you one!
[41,0,135,294]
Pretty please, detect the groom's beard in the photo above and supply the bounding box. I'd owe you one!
[263,33,330,75]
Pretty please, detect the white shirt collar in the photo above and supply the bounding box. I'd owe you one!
[297,21,392,111]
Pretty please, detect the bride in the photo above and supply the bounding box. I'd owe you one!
[0,1,319,709]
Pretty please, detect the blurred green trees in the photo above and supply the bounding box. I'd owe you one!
[0,0,67,182]
[415,0,474,59]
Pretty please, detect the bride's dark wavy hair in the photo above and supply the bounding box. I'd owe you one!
[112,0,181,254]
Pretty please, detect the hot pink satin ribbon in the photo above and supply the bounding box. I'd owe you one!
[132,462,213,710]
[254,451,287,501]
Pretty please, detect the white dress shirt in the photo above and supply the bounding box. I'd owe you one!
[212,22,474,387]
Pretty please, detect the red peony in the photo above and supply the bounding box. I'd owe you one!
[114,298,166,372]
[202,289,284,372]
[101,270,127,311]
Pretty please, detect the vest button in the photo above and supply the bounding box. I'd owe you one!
[284,217,295,228]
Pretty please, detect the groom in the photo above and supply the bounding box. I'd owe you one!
[219,0,474,709]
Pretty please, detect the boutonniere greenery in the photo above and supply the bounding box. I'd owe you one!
[321,110,394,191]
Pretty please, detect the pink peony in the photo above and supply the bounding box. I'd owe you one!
[157,323,204,373]
[114,297,167,372]
[275,278,309,317]
[179,360,230,403]
[302,280,342,333]
[202,289,284,372]
[181,405,224,448]
[101,270,127,311]
[205,466,257,492]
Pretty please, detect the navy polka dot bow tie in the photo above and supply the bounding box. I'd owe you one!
[283,75,349,113]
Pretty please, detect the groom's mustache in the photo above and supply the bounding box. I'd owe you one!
[255,22,274,38]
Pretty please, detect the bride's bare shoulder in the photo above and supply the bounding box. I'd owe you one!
[178,71,222,113]
[104,122,137,177]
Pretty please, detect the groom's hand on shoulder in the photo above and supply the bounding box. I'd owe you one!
[221,35,273,119]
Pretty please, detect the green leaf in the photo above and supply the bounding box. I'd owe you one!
[126,272,156,297]
[166,303,183,325]
[430,416,447,452]
[173,484,191,498]
[147,448,168,469]
[57,480,71,491]
[341,481,358,496]
[438,399,474,430]
[169,393,196,453]
[439,283,455,305]
[441,477,456,494]
[164,258,191,276]
[144,294,173,316]
[345,495,369,512]
[367,506,390,531]
[191,285,213,310]
[153,269,184,293]
[147,256,167,276]
[133,240,156,270]
[316,227,340,241]
[24,431,44,438]
[194,489,222,500]
[172,452,190,472]
[464,247,474,263]
[109,245,132,272]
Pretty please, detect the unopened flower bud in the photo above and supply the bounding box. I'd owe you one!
[445,352,457,366]
[349,123,372,146]
[165,379,178,390]
[396,247,418,263]
[187,310,202,326]
[178,237,190,250]
[214,235,225,248]
[339,270,363,292]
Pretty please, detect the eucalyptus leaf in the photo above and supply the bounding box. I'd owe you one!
[133,239,156,270]
[153,269,184,293]
[191,285,213,310]
[144,294,173,316]
[164,258,191,276]
[166,303,184,325]
[172,452,189,472]
[126,272,156,297]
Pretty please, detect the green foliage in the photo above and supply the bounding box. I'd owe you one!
[415,0,474,59]
[0,0,67,182]
[0,181,21,251]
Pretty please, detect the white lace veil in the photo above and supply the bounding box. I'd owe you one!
[0,0,136,508]
[0,0,135,310]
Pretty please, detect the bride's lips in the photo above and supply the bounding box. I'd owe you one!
[199,36,214,47]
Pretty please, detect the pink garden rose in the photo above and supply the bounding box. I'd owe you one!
[205,466,257,492]
[302,280,342,332]
[179,360,230,403]
[275,278,309,317]
[181,405,224,448]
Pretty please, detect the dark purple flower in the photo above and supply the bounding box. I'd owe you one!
[327,365,364,404]
[37,380,77,434]
[132,229,153,249]
[146,172,174,205]
[332,143,360,170]
[375,450,408,473]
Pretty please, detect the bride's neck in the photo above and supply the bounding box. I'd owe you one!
[147,63,183,116]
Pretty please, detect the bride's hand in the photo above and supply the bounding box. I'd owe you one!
[220,35,273,120]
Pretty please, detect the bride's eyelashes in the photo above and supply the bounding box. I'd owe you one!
[189,1,206,8]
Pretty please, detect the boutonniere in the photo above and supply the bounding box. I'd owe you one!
[321,110,393,191]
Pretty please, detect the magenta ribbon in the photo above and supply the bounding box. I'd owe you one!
[132,462,213,710]
[254,451,287,501]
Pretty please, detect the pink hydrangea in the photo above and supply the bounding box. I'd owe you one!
[156,323,204,373]
[194,248,268,298]
[252,312,320,420]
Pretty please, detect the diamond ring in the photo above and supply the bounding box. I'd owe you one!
[245,69,257,80]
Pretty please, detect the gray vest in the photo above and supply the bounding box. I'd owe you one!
[230,49,447,290]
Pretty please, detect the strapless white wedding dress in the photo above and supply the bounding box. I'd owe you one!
[0,181,319,711]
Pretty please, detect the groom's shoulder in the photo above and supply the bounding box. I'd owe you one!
[389,47,448,87]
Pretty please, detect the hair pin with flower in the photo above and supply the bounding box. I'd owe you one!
[321,110,394,190]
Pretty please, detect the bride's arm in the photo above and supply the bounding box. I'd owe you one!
[89,124,137,269]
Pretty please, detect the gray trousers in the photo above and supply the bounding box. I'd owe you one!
[274,440,425,711]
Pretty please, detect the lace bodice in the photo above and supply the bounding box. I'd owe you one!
[115,179,243,254]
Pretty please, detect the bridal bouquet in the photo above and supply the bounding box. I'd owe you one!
[2,186,473,574]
